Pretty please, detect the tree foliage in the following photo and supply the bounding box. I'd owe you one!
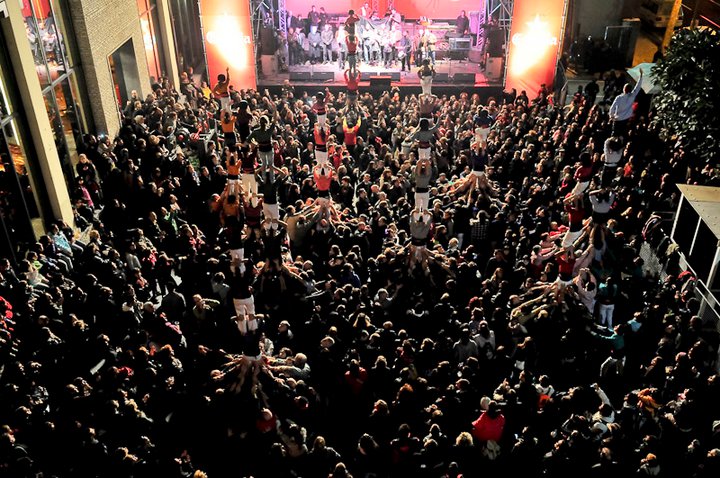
[652,28,720,163]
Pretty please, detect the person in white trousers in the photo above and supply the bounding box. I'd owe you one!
[418,59,435,96]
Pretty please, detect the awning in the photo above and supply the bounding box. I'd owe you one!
[627,62,661,94]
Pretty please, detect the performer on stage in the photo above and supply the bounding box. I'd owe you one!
[381,26,394,68]
[321,23,334,64]
[456,10,470,35]
[361,2,371,19]
[416,30,426,66]
[387,8,401,27]
[308,5,320,34]
[399,31,412,72]
[288,27,305,66]
[362,29,379,65]
[418,59,436,96]
[319,7,329,27]
[425,30,437,65]
[307,28,322,64]
[337,27,348,69]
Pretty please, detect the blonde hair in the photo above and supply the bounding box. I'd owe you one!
[455,431,474,446]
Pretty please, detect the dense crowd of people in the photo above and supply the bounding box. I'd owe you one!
[1,64,719,478]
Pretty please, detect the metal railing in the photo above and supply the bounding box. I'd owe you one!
[639,211,720,333]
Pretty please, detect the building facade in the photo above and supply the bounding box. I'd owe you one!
[0,0,183,262]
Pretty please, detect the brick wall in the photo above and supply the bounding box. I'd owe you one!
[68,0,151,137]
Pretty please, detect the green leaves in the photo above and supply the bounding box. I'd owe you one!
[652,28,720,163]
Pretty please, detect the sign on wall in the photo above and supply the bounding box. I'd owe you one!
[505,0,566,97]
[199,0,257,92]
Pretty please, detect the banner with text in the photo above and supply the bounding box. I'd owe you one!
[505,0,565,97]
[199,0,257,92]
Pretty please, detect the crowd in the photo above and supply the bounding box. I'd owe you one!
[1,63,720,478]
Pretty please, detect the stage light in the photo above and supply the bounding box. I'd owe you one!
[510,15,559,75]
[205,13,253,71]
[199,0,256,90]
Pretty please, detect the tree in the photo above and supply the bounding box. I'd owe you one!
[652,28,720,163]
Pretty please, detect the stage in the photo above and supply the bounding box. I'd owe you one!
[257,56,503,97]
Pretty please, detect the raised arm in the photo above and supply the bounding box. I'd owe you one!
[630,70,643,99]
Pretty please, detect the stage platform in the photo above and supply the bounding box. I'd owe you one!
[257,57,502,95]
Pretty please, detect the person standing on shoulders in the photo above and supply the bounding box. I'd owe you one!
[345,9,360,35]
[344,69,360,103]
[212,67,230,110]
[346,34,359,76]
[418,59,435,96]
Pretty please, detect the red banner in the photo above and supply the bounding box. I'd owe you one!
[505,0,565,98]
[199,0,257,92]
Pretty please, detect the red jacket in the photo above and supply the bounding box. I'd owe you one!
[343,121,361,146]
[314,168,333,191]
[345,71,359,92]
[346,36,358,54]
[471,412,505,442]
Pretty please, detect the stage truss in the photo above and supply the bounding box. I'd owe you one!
[278,0,287,36]
[477,0,514,53]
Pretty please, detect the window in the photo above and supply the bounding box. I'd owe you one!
[20,0,89,188]
[21,0,71,87]
[138,0,165,84]
[0,38,45,261]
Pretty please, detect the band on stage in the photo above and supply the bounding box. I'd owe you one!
[282,5,474,72]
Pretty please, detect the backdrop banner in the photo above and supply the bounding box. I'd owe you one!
[199,0,257,92]
[505,0,565,97]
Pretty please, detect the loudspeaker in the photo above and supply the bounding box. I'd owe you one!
[449,37,471,51]
[380,71,401,81]
[369,76,392,87]
[452,73,475,84]
[487,27,504,57]
[260,27,277,55]
[447,50,468,61]
[468,49,485,63]
[289,71,311,81]
[434,72,450,83]
[360,72,373,81]
[311,72,334,81]
[486,57,503,80]
[261,55,277,76]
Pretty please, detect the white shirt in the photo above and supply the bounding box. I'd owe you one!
[603,138,622,166]
[609,77,643,121]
